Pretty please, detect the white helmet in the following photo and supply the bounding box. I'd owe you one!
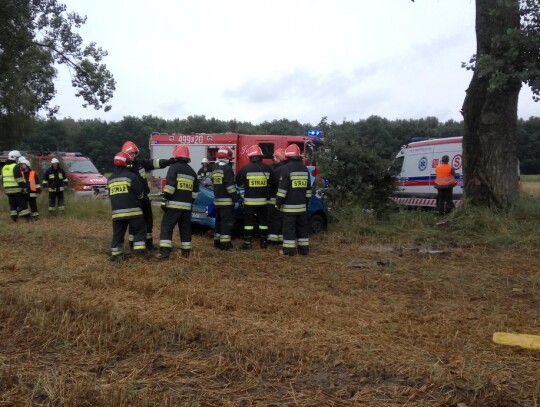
[18,156,30,166]
[201,158,209,164]
[51,158,60,164]
[8,150,21,161]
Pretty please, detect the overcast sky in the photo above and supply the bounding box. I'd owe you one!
[50,0,538,125]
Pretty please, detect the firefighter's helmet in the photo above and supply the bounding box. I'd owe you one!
[51,158,60,164]
[284,144,301,158]
[247,145,263,158]
[122,141,139,156]
[201,158,209,164]
[273,148,286,161]
[114,151,131,167]
[8,150,21,161]
[19,157,30,167]
[173,144,190,161]
[216,146,233,159]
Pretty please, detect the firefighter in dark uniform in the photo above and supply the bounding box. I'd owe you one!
[267,148,287,245]
[42,157,68,213]
[157,145,199,259]
[2,150,30,222]
[236,145,277,249]
[121,141,174,250]
[108,151,147,261]
[275,144,312,256]
[19,157,41,221]
[211,146,240,251]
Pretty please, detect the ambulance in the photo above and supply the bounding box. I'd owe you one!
[391,136,463,208]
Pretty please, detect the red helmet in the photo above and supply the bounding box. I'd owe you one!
[284,144,301,158]
[273,148,286,161]
[247,145,263,158]
[121,141,139,156]
[173,144,190,160]
[114,151,131,167]
[216,146,233,159]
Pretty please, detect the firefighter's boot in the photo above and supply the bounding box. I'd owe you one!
[156,248,171,260]
[213,238,221,249]
[11,215,17,222]
[220,242,233,251]
[241,238,252,250]
[298,247,310,256]
[181,249,191,258]
[129,240,134,250]
[280,248,296,257]
[146,238,155,251]
[260,237,269,249]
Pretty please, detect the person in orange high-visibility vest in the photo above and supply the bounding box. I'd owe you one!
[19,157,41,221]
[434,155,457,215]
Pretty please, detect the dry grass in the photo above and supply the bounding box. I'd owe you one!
[521,181,540,197]
[1,209,540,406]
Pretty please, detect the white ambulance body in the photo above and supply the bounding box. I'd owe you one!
[392,136,463,208]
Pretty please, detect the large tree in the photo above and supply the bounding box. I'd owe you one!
[461,0,540,209]
[0,0,115,149]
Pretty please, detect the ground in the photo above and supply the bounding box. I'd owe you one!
[0,210,540,406]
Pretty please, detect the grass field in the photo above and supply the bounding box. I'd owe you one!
[1,194,540,406]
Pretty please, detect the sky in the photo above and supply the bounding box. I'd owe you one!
[50,0,539,125]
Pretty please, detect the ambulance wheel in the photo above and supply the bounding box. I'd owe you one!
[309,213,326,234]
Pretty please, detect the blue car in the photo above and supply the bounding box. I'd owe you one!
[191,175,328,234]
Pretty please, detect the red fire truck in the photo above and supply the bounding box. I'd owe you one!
[149,132,323,193]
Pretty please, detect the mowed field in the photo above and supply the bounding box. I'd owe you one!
[1,192,540,406]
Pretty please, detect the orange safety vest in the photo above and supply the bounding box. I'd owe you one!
[28,170,37,192]
[434,163,457,188]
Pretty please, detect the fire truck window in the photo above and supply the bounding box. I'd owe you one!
[288,142,304,153]
[207,148,219,161]
[258,143,274,159]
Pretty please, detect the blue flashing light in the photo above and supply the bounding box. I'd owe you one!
[306,130,322,137]
[154,140,159,144]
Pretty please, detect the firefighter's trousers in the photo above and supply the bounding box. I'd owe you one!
[159,208,192,253]
[215,205,235,246]
[282,212,309,256]
[7,193,30,219]
[48,191,64,211]
[111,216,146,258]
[243,205,268,240]
[129,198,153,243]
[28,196,39,218]
[267,201,283,243]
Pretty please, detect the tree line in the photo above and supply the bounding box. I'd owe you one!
[7,114,539,175]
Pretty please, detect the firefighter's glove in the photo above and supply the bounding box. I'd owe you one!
[234,201,242,210]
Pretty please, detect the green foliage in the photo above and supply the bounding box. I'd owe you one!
[317,120,396,215]
[328,193,540,247]
[0,0,115,148]
[462,0,540,99]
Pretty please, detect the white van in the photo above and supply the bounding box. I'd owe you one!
[391,136,463,208]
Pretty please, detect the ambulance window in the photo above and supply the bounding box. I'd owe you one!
[389,156,404,175]
[258,143,274,159]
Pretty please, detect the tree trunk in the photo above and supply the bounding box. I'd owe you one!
[462,0,521,209]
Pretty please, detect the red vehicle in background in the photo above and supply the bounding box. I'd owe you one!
[35,152,108,197]
[148,132,323,193]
